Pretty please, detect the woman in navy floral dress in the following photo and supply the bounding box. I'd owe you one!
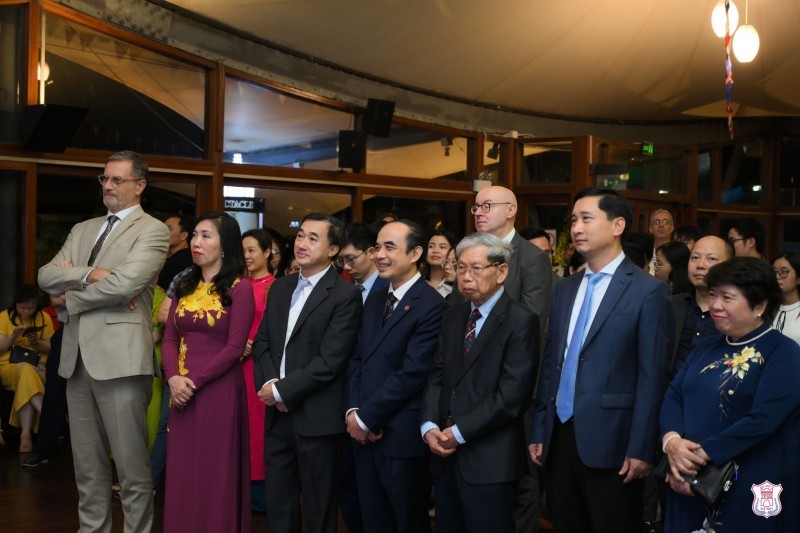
[660,258,800,532]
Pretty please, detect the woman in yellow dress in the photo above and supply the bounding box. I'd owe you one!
[0,285,54,452]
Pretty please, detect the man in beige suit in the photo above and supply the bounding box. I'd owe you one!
[39,151,169,533]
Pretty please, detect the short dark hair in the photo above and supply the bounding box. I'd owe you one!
[674,223,704,243]
[730,217,766,254]
[656,240,691,294]
[574,187,633,242]
[626,231,655,262]
[7,285,45,327]
[519,226,551,244]
[623,242,648,269]
[388,219,427,254]
[301,213,346,251]
[107,150,148,181]
[705,257,780,323]
[166,214,194,234]
[177,211,245,306]
[568,251,587,275]
[343,222,377,252]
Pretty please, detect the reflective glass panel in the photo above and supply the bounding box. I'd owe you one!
[366,124,469,180]
[720,142,764,205]
[0,5,23,143]
[44,13,206,157]
[520,141,572,184]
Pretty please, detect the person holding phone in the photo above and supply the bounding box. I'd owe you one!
[0,285,54,453]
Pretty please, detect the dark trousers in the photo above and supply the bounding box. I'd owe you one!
[545,420,643,533]
[434,454,515,533]
[514,401,540,533]
[353,442,431,533]
[32,328,66,458]
[148,385,171,488]
[339,434,364,533]
[264,411,341,533]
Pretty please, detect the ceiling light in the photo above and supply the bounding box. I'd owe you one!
[711,0,739,38]
[733,24,760,62]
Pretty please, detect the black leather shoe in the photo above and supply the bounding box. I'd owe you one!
[21,453,49,468]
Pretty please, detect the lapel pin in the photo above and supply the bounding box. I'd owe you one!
[404,305,410,311]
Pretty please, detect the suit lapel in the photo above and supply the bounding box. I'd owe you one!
[90,206,143,266]
[556,273,583,357]
[364,277,424,362]
[456,292,510,383]
[289,268,335,341]
[447,303,471,384]
[581,259,633,350]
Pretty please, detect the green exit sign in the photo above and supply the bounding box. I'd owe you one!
[642,143,655,155]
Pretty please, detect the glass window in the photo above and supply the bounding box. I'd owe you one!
[0,170,24,304]
[37,172,197,269]
[224,77,354,169]
[782,219,800,252]
[607,145,686,195]
[697,150,712,202]
[362,195,467,236]
[720,142,763,205]
[779,139,800,207]
[0,5,23,144]
[43,13,206,157]
[366,124,469,180]
[520,141,572,184]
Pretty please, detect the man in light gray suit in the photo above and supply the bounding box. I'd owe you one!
[39,151,169,533]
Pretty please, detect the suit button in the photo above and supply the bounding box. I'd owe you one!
[452,389,458,396]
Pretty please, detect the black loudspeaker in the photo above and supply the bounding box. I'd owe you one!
[338,130,366,171]
[22,104,89,153]
[364,98,395,137]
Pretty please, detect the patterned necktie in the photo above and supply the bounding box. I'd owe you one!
[355,282,365,293]
[462,308,482,365]
[383,293,398,324]
[556,272,605,423]
[290,277,311,309]
[88,215,119,266]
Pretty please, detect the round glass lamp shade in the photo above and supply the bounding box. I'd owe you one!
[711,0,739,38]
[733,24,760,62]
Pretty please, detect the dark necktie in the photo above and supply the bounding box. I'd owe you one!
[556,272,605,422]
[88,215,119,266]
[462,308,482,365]
[355,282,365,293]
[383,293,398,324]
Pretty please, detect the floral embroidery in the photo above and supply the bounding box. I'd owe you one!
[701,345,763,395]
[177,336,189,376]
[174,279,239,375]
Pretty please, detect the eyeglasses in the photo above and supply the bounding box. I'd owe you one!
[728,237,746,245]
[654,260,669,269]
[442,259,458,270]
[334,249,369,268]
[284,266,299,275]
[542,249,555,256]
[775,268,793,280]
[98,175,141,186]
[456,262,500,276]
[651,219,672,226]
[469,202,512,214]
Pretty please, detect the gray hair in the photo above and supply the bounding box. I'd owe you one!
[107,150,148,181]
[455,232,512,264]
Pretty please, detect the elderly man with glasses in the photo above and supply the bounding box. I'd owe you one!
[421,232,539,533]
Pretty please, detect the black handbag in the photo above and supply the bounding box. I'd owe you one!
[683,460,738,508]
[653,454,737,508]
[9,345,41,366]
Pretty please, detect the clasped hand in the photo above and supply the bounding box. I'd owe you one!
[424,427,458,457]
[257,382,288,412]
[168,375,196,409]
[345,411,382,445]
[663,435,710,496]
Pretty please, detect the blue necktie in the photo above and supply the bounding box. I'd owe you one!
[557,272,605,423]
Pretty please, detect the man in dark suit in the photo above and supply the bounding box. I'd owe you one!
[473,185,551,532]
[337,221,388,533]
[529,188,674,533]
[39,151,169,532]
[346,219,447,532]
[253,213,362,533]
[421,232,539,533]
